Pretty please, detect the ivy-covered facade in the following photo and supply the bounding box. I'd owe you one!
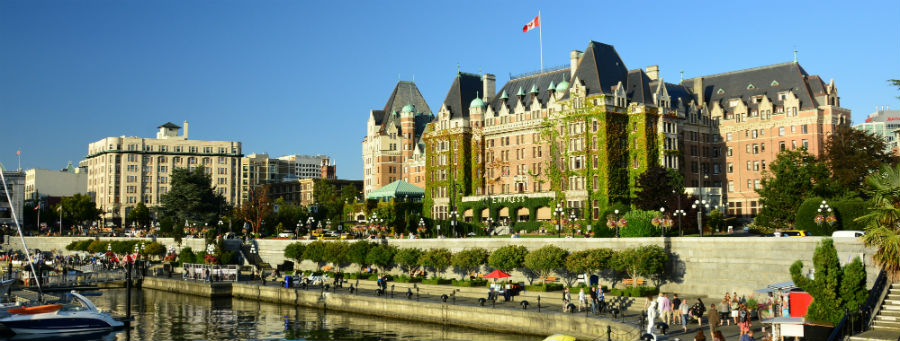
[421,41,723,229]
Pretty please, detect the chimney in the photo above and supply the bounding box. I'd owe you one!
[693,77,704,105]
[183,120,189,139]
[482,73,496,102]
[570,50,582,78]
[646,65,659,81]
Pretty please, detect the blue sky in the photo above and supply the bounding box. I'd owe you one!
[1,0,898,180]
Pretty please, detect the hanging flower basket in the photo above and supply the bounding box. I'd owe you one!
[814,215,825,225]
[825,215,837,225]
[617,218,628,228]
[606,219,616,229]
[204,254,218,264]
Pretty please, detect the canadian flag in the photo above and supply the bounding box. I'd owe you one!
[522,15,539,33]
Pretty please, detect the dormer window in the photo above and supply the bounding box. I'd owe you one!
[728,99,741,107]
[717,88,725,95]
[771,80,780,87]
[747,84,756,90]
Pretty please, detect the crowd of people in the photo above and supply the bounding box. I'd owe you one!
[641,291,785,341]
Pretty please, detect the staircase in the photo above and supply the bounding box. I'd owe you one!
[850,282,900,341]
[873,283,900,332]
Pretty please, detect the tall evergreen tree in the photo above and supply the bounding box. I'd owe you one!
[159,167,225,229]
[790,239,845,324]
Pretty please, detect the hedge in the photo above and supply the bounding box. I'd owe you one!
[607,286,658,297]
[451,279,488,287]
[524,283,564,292]
[422,278,452,285]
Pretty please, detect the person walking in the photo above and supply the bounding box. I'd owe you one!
[673,294,683,326]
[719,298,731,326]
[708,303,720,341]
[562,287,571,312]
[691,298,706,328]
[589,286,598,314]
[578,288,587,312]
[646,296,659,335]
[658,293,672,325]
[731,297,740,325]
[680,296,691,333]
[739,304,752,337]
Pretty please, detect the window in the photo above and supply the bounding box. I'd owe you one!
[779,142,786,151]
[726,133,733,141]
[802,125,808,134]
[728,181,735,193]
[727,163,733,173]
[802,139,809,149]
[727,147,733,157]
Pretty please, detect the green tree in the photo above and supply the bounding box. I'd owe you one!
[324,241,350,271]
[178,247,196,264]
[159,167,226,230]
[823,125,895,194]
[284,242,307,264]
[614,245,668,286]
[857,164,900,276]
[142,242,166,259]
[840,258,868,312]
[395,247,424,275]
[890,79,900,100]
[487,245,528,273]
[365,244,396,272]
[418,248,452,279]
[302,240,328,270]
[756,149,836,229]
[126,202,151,228]
[57,193,101,228]
[450,248,489,280]
[790,239,845,324]
[633,166,684,211]
[271,198,307,235]
[313,179,342,222]
[565,248,614,275]
[347,240,374,271]
[523,245,568,285]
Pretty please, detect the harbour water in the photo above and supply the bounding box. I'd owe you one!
[0,288,535,341]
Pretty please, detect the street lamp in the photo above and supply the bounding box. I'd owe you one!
[607,209,624,238]
[449,211,458,238]
[554,204,564,238]
[815,200,836,227]
[296,220,302,240]
[692,199,709,237]
[485,217,493,235]
[338,224,343,239]
[673,209,687,237]
[306,216,315,237]
[569,210,577,236]
[417,218,426,236]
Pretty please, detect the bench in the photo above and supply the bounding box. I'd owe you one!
[623,278,645,286]
[542,276,558,282]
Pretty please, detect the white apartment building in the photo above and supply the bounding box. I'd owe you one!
[24,162,88,202]
[84,122,242,225]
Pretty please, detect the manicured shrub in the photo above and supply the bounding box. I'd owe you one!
[833,198,868,232]
[422,278,452,285]
[523,283,564,292]
[619,210,660,237]
[488,245,528,272]
[452,279,487,287]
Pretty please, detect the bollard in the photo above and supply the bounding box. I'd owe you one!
[441,294,449,303]
[391,284,394,298]
[520,300,529,310]
[478,298,486,306]
[606,325,612,341]
[537,295,541,312]
[406,288,413,299]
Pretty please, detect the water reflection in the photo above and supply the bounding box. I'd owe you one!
[3,289,533,341]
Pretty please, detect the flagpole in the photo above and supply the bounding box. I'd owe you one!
[538,11,543,72]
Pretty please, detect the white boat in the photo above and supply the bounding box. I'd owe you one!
[0,292,124,334]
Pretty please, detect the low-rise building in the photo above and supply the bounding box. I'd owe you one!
[24,162,89,203]
[239,153,336,206]
[268,178,362,207]
[0,165,25,229]
[854,106,900,153]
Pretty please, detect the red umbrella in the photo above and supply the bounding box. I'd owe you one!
[483,269,511,279]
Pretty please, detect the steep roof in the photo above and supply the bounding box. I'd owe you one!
[382,81,431,115]
[491,68,569,112]
[572,41,628,96]
[442,73,482,120]
[158,122,181,129]
[689,62,817,110]
[625,69,653,104]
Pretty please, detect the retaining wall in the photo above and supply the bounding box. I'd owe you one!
[143,277,641,340]
[7,236,878,297]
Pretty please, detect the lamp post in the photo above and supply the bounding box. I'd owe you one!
[659,207,666,237]
[417,217,426,237]
[815,200,836,228]
[217,219,223,237]
[338,224,343,239]
[485,217,493,235]
[692,200,709,237]
[554,204,564,238]
[306,216,315,237]
[296,220,302,240]
[569,210,577,237]
[614,209,621,238]
[673,209,687,237]
[449,211,458,238]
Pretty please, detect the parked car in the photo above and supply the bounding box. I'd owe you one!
[831,230,865,238]
[775,230,809,237]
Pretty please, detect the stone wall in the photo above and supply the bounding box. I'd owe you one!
[144,277,641,340]
[7,236,878,298]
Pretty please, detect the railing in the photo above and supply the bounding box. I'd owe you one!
[826,269,888,341]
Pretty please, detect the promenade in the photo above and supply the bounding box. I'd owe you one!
[144,274,767,341]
